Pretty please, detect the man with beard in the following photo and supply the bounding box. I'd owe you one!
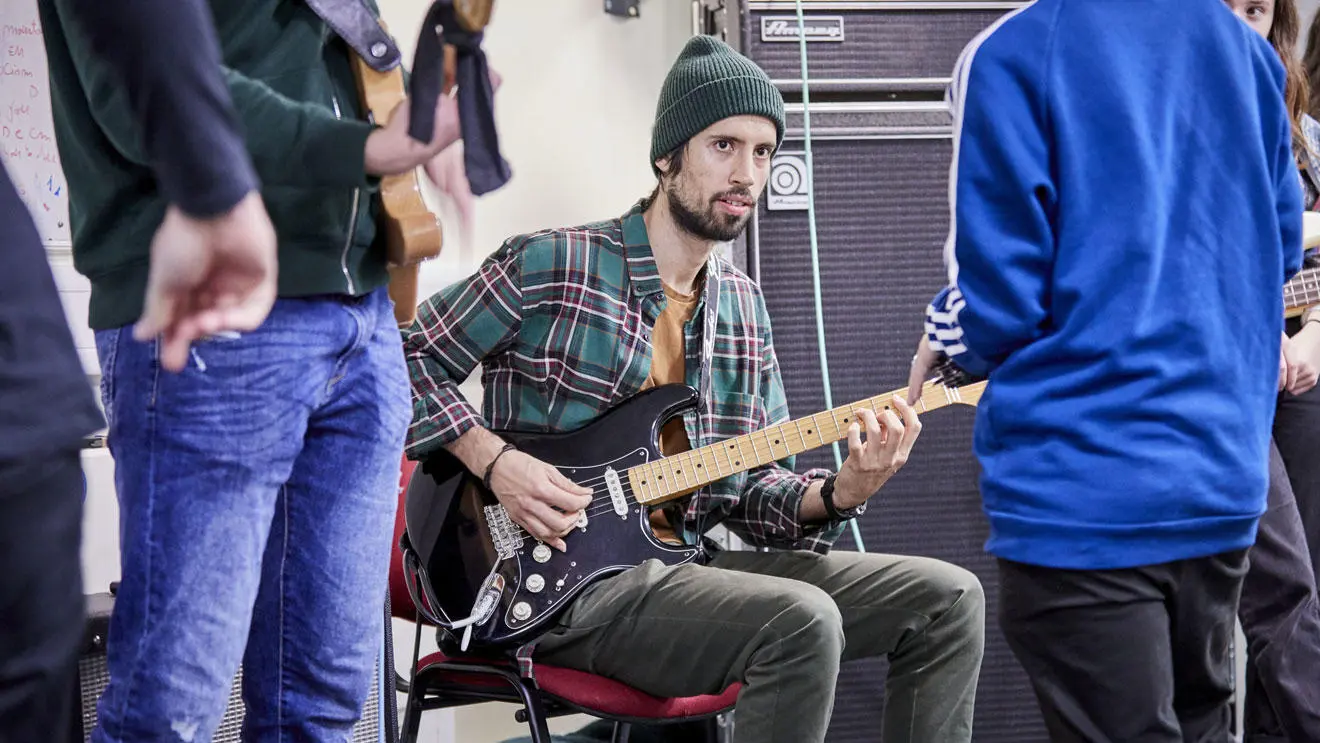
[402,36,986,743]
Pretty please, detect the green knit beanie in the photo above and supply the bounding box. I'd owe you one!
[650,36,785,173]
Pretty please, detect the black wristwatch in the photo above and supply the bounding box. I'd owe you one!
[820,475,866,521]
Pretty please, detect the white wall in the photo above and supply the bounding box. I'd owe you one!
[369,4,695,737]
[76,2,695,742]
[379,0,695,297]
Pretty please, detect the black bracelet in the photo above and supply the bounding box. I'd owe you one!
[483,443,518,491]
[820,474,865,521]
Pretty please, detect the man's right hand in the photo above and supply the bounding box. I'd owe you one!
[487,450,594,552]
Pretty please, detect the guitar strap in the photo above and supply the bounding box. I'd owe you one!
[307,0,512,198]
[409,1,512,196]
[302,0,401,73]
[677,252,722,548]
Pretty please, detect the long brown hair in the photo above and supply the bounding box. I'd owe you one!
[1268,0,1311,158]
[1304,9,1320,120]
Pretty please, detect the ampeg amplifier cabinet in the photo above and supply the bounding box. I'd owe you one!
[743,102,1049,742]
[697,1,1025,95]
[72,589,396,742]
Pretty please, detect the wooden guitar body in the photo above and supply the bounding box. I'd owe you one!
[350,21,445,328]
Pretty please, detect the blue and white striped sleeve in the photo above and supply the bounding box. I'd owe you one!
[925,10,1055,379]
[925,286,993,378]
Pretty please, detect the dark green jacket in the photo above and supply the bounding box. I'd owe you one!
[39,0,391,329]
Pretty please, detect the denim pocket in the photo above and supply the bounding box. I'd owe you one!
[93,328,120,423]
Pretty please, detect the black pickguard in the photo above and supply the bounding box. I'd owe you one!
[403,384,704,650]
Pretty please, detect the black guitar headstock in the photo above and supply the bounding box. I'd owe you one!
[931,354,986,389]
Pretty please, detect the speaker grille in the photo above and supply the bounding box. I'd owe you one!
[76,658,383,742]
[742,2,1023,90]
[752,119,1048,742]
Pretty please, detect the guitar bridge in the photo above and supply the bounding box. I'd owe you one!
[484,504,525,558]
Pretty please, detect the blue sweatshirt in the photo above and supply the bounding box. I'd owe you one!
[925,0,1304,570]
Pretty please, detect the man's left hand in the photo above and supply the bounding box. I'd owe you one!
[832,395,923,510]
[906,334,941,406]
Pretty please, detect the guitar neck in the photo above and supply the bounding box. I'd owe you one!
[1285,266,1320,317]
[625,380,987,506]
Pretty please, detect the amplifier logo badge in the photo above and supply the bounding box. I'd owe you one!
[760,16,844,43]
[768,152,810,211]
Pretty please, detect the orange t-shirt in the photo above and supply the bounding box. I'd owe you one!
[639,283,699,545]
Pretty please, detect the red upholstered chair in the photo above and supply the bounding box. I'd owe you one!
[389,457,740,743]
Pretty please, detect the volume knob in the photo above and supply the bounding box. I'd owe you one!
[532,544,553,563]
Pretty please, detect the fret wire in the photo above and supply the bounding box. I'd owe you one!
[793,418,808,451]
[650,460,670,499]
[812,412,831,444]
[642,468,657,504]
[631,469,644,504]
[815,411,831,441]
[760,428,778,462]
[772,424,791,458]
[652,461,668,502]
[692,446,712,482]
[674,451,692,490]
[722,438,739,473]
[634,466,653,504]
[707,445,724,478]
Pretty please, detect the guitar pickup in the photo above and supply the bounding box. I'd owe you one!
[604,468,628,518]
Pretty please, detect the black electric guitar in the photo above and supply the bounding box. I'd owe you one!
[400,372,986,652]
[1285,265,1320,318]
[1285,212,1320,318]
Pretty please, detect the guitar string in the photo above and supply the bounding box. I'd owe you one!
[498,484,650,545]
[525,396,922,496]
[493,393,960,533]
[510,393,950,523]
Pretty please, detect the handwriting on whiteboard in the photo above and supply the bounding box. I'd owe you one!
[0,13,70,246]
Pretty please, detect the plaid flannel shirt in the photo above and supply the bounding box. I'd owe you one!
[402,201,845,553]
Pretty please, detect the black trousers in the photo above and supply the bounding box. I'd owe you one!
[0,449,85,742]
[1239,387,1320,742]
[999,550,1248,743]
[1273,355,1320,590]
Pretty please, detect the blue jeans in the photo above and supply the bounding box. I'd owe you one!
[91,288,409,742]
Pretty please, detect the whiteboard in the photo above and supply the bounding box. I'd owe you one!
[0,0,71,248]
